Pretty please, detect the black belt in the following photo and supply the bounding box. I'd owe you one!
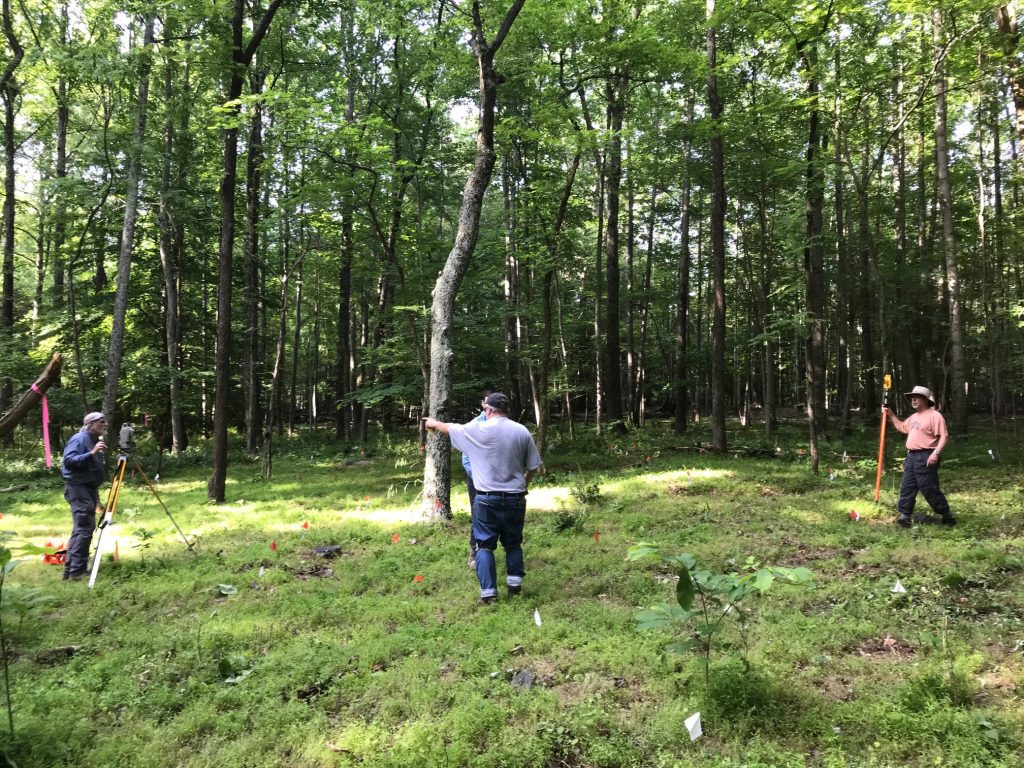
[478,491,526,497]
[907,449,936,453]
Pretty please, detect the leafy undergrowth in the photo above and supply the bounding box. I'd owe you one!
[1,420,1022,767]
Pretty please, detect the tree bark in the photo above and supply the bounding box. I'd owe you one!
[101,15,156,431]
[997,4,1024,143]
[603,72,627,431]
[538,153,580,456]
[0,353,61,438]
[0,0,23,445]
[933,8,968,435]
[158,24,187,454]
[675,100,693,434]
[707,0,727,453]
[423,0,526,520]
[209,0,286,502]
[244,68,266,452]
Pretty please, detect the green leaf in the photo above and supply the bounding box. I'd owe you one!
[675,566,695,611]
[665,640,697,655]
[635,608,673,631]
[626,543,661,562]
[752,569,776,592]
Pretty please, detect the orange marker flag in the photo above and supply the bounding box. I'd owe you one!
[874,374,892,503]
[392,533,399,544]
[270,541,278,552]
[302,520,309,530]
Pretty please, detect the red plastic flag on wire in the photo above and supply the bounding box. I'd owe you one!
[270,541,278,552]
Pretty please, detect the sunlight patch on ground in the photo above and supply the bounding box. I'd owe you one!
[638,468,732,485]
[317,485,572,523]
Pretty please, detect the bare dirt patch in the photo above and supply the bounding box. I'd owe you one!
[854,635,916,660]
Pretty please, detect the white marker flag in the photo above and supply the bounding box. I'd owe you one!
[534,609,542,627]
[891,579,906,594]
[684,712,702,741]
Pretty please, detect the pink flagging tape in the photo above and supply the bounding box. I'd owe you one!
[30,383,52,467]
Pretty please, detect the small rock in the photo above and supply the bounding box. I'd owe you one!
[34,645,83,665]
[511,670,535,690]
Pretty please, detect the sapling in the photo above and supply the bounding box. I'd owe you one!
[0,545,20,737]
[627,543,814,682]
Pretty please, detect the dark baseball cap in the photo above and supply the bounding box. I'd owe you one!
[484,392,509,412]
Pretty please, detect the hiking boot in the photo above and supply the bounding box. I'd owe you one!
[62,570,87,582]
[507,585,522,597]
[895,517,912,528]
[913,514,940,524]
[479,595,498,606]
[940,516,957,527]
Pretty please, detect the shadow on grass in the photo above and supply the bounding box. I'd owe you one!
[701,660,813,737]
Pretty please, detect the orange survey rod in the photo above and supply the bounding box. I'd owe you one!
[873,374,892,503]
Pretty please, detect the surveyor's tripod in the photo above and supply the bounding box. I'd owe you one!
[88,452,194,589]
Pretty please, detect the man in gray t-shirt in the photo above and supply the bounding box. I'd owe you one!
[426,392,542,603]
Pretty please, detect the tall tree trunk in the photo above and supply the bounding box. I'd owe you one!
[423,0,525,519]
[244,68,266,452]
[892,56,917,386]
[101,15,156,430]
[675,101,693,435]
[933,8,968,435]
[800,42,826,471]
[335,52,356,442]
[0,0,23,445]
[603,72,627,430]
[209,0,285,502]
[288,255,303,434]
[51,2,69,310]
[707,0,727,453]
[158,25,187,453]
[538,153,580,457]
[997,4,1024,143]
[633,185,655,426]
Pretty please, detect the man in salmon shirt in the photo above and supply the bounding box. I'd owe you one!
[883,385,956,528]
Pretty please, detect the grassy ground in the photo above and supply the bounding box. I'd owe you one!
[1,419,1022,767]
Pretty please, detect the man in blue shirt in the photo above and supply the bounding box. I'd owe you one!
[61,412,108,580]
[427,393,542,604]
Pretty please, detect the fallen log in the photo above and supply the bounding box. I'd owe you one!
[0,352,62,439]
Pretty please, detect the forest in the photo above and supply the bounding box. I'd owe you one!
[1,0,1023,500]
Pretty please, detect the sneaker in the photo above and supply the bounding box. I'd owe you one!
[895,517,911,528]
[940,516,957,527]
[507,585,521,597]
[62,571,87,582]
[479,595,498,606]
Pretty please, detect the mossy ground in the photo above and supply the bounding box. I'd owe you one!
[1,419,1022,767]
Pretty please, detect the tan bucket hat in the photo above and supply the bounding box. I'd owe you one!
[903,386,934,405]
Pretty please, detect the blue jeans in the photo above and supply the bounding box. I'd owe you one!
[466,471,478,556]
[898,450,952,519]
[472,492,526,598]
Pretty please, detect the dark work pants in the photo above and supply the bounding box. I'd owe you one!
[898,450,952,520]
[64,484,99,577]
